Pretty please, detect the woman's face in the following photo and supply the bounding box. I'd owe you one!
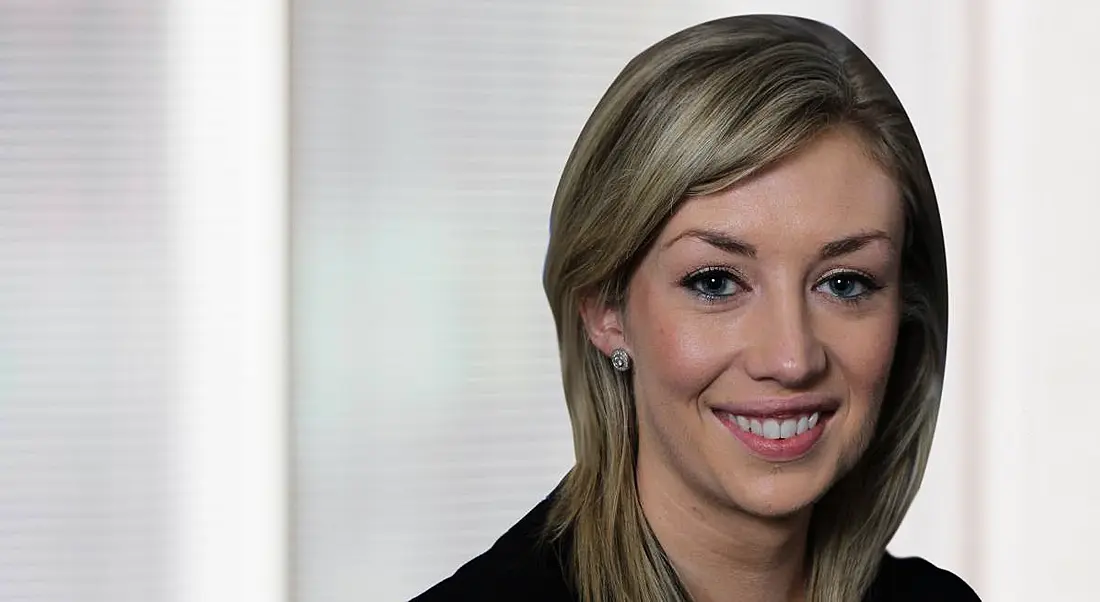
[585,129,904,519]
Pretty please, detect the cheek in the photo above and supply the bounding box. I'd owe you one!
[825,313,900,472]
[628,292,729,400]
[833,313,900,411]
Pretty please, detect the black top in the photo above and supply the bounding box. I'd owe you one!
[411,491,981,602]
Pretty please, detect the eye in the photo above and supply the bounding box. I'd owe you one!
[682,268,743,301]
[815,271,880,303]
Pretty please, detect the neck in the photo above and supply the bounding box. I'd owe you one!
[636,450,811,602]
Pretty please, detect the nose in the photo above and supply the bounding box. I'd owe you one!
[742,292,828,388]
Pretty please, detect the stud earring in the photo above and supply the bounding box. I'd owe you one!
[610,348,632,372]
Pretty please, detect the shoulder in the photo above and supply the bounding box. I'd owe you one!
[409,494,574,602]
[866,553,981,601]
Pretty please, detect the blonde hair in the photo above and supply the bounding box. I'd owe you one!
[541,14,948,602]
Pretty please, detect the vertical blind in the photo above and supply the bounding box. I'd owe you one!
[0,3,173,601]
[0,1,288,600]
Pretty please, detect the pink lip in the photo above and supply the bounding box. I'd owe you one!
[713,408,834,462]
[710,393,840,419]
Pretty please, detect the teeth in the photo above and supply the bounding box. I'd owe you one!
[728,411,824,440]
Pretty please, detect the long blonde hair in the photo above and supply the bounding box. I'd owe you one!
[541,14,948,602]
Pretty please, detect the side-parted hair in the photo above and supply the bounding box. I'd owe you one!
[541,14,948,602]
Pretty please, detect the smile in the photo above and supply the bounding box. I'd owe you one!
[714,409,832,461]
[731,412,818,439]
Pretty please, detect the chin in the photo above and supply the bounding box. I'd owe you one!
[715,467,834,519]
[703,406,876,520]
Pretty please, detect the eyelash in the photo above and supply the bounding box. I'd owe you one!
[679,267,884,306]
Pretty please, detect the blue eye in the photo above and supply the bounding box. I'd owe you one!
[816,272,879,303]
[682,268,742,300]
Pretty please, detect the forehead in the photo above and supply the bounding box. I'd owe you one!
[659,130,902,248]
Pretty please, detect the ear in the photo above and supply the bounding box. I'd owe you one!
[579,293,629,359]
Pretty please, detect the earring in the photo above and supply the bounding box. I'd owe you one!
[610,348,632,372]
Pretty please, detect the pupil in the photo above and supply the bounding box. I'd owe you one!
[833,277,853,294]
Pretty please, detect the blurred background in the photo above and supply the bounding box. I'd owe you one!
[2,0,1097,601]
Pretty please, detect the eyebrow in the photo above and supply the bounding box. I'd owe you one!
[663,228,895,260]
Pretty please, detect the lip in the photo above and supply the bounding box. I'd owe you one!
[710,393,840,419]
[710,394,840,462]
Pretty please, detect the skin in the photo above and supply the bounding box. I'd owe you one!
[582,128,904,602]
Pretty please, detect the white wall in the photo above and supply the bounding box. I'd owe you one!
[0,1,287,601]
[292,2,1100,601]
[0,3,174,600]
[3,1,1097,601]
[978,2,1100,600]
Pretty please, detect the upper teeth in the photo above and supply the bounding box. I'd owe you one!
[732,412,820,440]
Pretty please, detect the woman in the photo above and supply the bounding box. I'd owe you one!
[413,14,980,602]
